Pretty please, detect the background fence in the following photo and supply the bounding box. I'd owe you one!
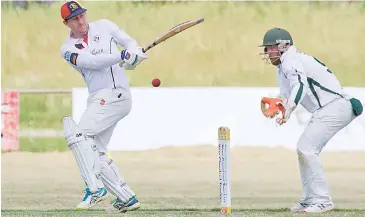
[1,89,72,151]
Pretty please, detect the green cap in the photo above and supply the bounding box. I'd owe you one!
[259,27,293,47]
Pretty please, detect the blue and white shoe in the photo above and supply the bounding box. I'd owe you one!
[75,187,108,210]
[106,196,140,213]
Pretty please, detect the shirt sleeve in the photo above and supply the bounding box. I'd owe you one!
[60,45,122,70]
[276,69,287,99]
[101,19,140,53]
[282,60,308,111]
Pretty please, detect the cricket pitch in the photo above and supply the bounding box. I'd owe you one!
[2,146,365,217]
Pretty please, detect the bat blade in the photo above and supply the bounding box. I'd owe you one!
[142,18,204,53]
[119,18,204,67]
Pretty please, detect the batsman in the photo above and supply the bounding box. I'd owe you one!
[59,1,147,213]
[259,27,363,213]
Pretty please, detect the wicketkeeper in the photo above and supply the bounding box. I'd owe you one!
[259,27,363,213]
[59,1,147,213]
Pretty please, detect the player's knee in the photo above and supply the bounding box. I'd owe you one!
[77,114,103,137]
[297,144,318,157]
[297,146,308,156]
[297,139,312,155]
[297,134,322,156]
[78,122,97,137]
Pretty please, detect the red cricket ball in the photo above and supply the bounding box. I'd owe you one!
[152,78,161,87]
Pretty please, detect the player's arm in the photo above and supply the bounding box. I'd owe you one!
[61,46,123,70]
[282,61,308,117]
[101,19,148,70]
[262,61,308,125]
[102,19,140,52]
[112,27,140,52]
[97,19,148,70]
[261,70,289,118]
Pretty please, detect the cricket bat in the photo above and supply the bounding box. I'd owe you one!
[119,18,204,67]
[142,17,205,53]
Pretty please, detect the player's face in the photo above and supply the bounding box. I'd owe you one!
[265,45,281,66]
[64,12,88,35]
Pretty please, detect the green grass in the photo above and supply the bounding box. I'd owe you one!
[1,209,365,217]
[19,93,71,130]
[2,1,365,89]
[4,1,365,130]
[16,136,66,152]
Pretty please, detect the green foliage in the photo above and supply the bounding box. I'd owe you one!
[18,137,67,152]
[2,1,365,130]
[2,1,365,89]
[19,93,72,130]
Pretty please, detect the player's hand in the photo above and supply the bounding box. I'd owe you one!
[120,47,148,70]
[261,97,286,118]
[276,116,288,125]
[275,98,294,125]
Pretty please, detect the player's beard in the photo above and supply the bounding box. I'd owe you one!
[78,24,88,35]
[268,51,281,66]
[270,57,281,66]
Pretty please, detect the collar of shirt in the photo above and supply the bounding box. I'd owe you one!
[68,24,93,49]
[277,45,297,70]
[279,45,297,64]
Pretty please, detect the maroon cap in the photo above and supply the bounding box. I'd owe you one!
[61,1,87,20]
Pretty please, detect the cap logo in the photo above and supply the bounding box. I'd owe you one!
[70,3,79,10]
[276,39,290,44]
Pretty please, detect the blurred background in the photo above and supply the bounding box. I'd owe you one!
[2,1,365,214]
[1,0,365,150]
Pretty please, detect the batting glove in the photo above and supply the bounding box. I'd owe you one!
[120,47,148,70]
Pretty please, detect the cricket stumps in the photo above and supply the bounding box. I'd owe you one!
[218,127,231,215]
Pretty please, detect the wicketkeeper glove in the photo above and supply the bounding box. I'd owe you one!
[261,97,286,119]
[120,47,148,70]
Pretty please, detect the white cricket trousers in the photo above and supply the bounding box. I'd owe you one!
[297,97,355,204]
[78,88,132,153]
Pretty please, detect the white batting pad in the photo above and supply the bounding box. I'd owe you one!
[63,116,103,193]
[99,153,135,202]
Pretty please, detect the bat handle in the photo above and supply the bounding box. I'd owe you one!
[142,45,152,53]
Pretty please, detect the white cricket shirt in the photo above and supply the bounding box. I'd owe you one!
[60,19,140,94]
[277,45,345,113]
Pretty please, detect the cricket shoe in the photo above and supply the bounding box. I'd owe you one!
[303,203,334,213]
[75,187,108,210]
[290,202,310,213]
[106,195,140,213]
